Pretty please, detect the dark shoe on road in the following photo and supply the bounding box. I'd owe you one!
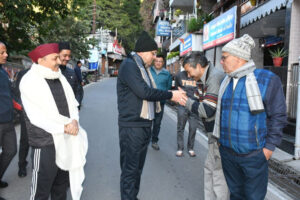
[151,142,160,151]
[18,167,27,177]
[0,181,8,188]
[176,150,183,157]
[0,196,5,200]
[188,150,196,157]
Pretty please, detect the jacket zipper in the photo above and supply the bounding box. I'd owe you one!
[228,87,235,148]
[254,124,259,147]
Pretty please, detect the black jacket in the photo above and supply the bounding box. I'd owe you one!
[117,54,172,127]
[175,71,198,101]
[0,65,14,123]
[59,65,78,96]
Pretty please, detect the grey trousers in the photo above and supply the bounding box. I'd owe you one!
[0,122,17,180]
[204,138,229,200]
[177,106,199,151]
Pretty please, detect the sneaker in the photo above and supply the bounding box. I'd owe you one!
[188,150,196,157]
[176,150,183,157]
[151,142,160,151]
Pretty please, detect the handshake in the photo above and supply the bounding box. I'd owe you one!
[170,87,188,106]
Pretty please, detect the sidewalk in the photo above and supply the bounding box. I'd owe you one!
[164,105,299,200]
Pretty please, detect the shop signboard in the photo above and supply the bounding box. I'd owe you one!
[180,34,192,56]
[88,62,98,70]
[156,20,171,36]
[88,47,99,70]
[203,6,237,50]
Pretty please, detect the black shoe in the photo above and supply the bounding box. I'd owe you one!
[0,181,8,188]
[18,167,27,177]
[151,142,160,151]
[0,196,5,200]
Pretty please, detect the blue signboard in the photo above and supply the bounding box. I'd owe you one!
[156,20,171,37]
[89,62,98,70]
[180,34,192,56]
[203,6,237,50]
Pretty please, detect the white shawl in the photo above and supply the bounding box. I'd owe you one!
[20,63,88,200]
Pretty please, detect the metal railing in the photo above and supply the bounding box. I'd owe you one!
[288,63,299,119]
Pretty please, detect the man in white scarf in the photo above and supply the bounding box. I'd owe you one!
[20,43,88,200]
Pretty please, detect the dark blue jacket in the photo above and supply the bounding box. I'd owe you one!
[74,65,82,83]
[117,54,172,127]
[219,69,287,153]
[0,65,14,123]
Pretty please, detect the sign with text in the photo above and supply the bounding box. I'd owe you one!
[203,6,237,50]
[180,34,192,56]
[156,20,171,36]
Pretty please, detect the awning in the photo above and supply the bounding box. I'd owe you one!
[169,33,189,52]
[107,53,123,60]
[241,0,288,28]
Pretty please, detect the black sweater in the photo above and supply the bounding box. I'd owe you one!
[117,54,172,127]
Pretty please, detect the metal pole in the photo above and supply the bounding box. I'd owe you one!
[295,57,300,159]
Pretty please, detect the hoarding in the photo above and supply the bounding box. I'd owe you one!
[180,34,192,56]
[203,6,237,50]
[156,20,171,37]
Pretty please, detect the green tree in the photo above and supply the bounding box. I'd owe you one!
[0,0,71,55]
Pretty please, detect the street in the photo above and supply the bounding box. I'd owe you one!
[1,78,207,200]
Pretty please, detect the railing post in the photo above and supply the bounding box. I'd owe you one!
[295,56,300,159]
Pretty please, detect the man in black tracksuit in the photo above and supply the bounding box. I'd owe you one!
[58,42,79,98]
[117,31,185,200]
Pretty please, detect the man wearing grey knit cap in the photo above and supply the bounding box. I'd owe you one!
[214,34,287,200]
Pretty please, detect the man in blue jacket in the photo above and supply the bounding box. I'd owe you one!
[0,42,17,200]
[213,34,287,200]
[117,31,185,200]
[149,54,172,150]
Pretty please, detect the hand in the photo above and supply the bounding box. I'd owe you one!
[81,82,84,86]
[64,120,79,136]
[262,148,273,160]
[171,90,186,104]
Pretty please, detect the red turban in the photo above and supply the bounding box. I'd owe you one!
[28,43,59,63]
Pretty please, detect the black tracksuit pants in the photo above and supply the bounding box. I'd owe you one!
[30,145,69,200]
[119,126,151,200]
[18,112,29,169]
[0,122,17,180]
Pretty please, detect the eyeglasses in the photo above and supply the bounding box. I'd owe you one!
[221,55,229,61]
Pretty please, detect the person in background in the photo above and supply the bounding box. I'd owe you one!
[58,42,79,97]
[214,34,287,200]
[0,41,17,200]
[179,52,229,200]
[174,62,199,157]
[149,54,172,150]
[13,68,30,177]
[74,61,84,109]
[117,31,186,200]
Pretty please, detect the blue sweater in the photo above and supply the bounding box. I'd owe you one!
[0,65,13,123]
[219,69,287,154]
[150,66,172,104]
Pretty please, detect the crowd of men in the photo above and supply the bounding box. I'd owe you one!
[0,31,287,200]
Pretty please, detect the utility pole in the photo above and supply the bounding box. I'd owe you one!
[92,0,97,34]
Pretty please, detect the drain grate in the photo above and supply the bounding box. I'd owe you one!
[268,159,300,199]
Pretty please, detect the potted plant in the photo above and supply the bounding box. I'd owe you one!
[250,0,256,6]
[268,48,288,67]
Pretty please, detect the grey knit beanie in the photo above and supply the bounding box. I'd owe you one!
[222,34,255,61]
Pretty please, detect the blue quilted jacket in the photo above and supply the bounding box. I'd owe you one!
[219,69,287,154]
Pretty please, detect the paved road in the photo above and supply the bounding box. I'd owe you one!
[1,78,207,200]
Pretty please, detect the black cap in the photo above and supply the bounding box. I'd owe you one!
[134,31,158,52]
[58,42,70,51]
